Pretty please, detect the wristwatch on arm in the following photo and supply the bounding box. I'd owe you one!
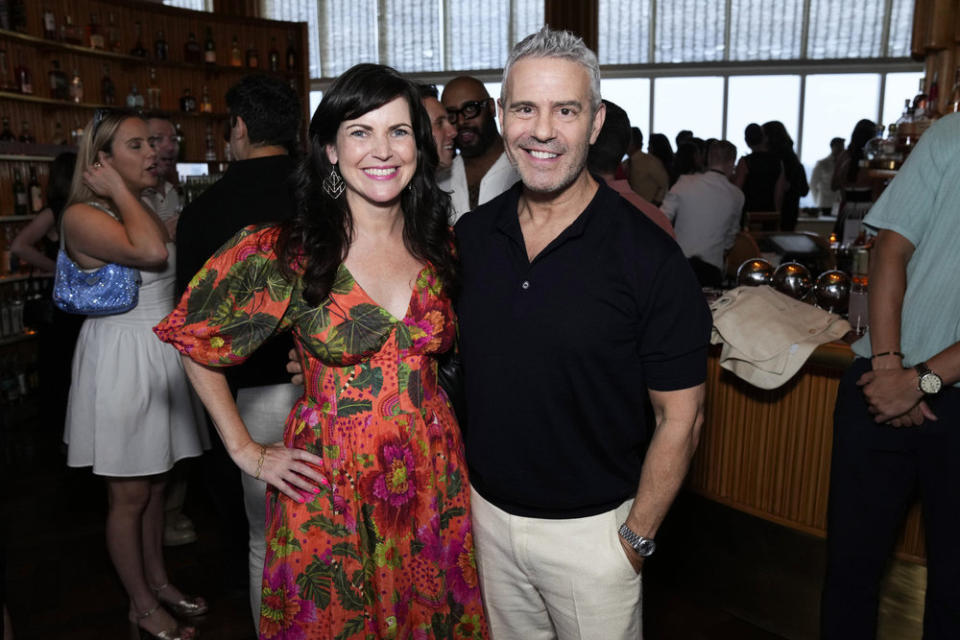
[618,523,656,557]
[915,361,943,395]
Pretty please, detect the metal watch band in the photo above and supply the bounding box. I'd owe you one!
[618,523,656,557]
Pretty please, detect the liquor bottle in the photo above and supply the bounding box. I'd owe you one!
[204,27,216,65]
[184,32,202,64]
[69,69,83,104]
[12,169,28,216]
[71,119,84,145]
[175,122,185,162]
[179,87,196,113]
[126,83,144,110]
[18,120,34,143]
[106,12,121,53]
[246,42,259,69]
[950,69,960,114]
[86,13,105,50]
[268,37,280,72]
[230,36,242,67]
[147,68,161,110]
[0,48,13,91]
[62,15,82,45]
[0,117,14,142]
[43,8,57,40]
[927,71,941,119]
[286,33,298,71]
[100,64,115,105]
[7,0,25,32]
[130,22,148,58]
[51,120,67,146]
[48,59,68,100]
[204,124,216,161]
[154,31,168,61]
[15,53,32,95]
[912,78,933,136]
[28,166,42,213]
[199,85,212,113]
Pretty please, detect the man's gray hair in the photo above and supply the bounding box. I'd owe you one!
[501,26,602,112]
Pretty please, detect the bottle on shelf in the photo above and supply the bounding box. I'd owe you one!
[62,15,82,45]
[43,8,57,40]
[950,68,960,114]
[175,122,185,161]
[86,12,105,50]
[246,42,259,69]
[204,124,216,161]
[926,71,941,120]
[230,36,243,67]
[179,87,197,113]
[18,120,34,143]
[147,68,161,110]
[184,32,202,64]
[107,12,121,53]
[130,22,148,58]
[101,64,116,105]
[12,169,28,216]
[69,69,83,104]
[71,119,84,144]
[126,83,144,110]
[0,117,15,142]
[286,32,298,71]
[48,59,68,100]
[268,37,280,72]
[28,166,42,213]
[15,52,32,95]
[51,120,67,146]
[199,85,213,113]
[155,30,168,61]
[6,0,26,33]
[204,27,217,65]
[0,48,12,91]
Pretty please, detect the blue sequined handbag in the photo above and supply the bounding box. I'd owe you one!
[52,250,141,316]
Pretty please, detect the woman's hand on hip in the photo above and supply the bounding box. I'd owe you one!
[236,440,327,502]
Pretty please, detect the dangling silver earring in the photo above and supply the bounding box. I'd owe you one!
[322,165,345,199]
[406,182,417,199]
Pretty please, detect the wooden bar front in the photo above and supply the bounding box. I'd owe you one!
[688,342,926,563]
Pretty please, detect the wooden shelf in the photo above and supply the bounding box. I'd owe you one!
[0,28,299,79]
[0,330,38,347]
[0,215,38,222]
[0,90,230,118]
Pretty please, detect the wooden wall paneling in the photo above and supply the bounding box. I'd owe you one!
[689,348,926,562]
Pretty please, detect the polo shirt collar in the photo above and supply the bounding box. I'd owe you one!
[493,174,610,249]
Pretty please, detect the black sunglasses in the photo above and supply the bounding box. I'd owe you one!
[445,98,490,124]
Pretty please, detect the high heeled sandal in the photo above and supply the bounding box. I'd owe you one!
[129,603,198,640]
[151,583,209,617]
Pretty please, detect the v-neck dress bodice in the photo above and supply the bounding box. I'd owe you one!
[155,224,486,640]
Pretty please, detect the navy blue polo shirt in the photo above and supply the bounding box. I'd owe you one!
[455,179,711,519]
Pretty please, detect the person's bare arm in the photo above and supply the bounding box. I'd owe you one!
[62,152,168,269]
[181,356,325,501]
[10,208,56,273]
[619,383,705,571]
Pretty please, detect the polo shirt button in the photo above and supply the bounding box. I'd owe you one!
[521,280,530,290]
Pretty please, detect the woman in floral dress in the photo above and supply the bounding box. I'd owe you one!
[155,64,487,640]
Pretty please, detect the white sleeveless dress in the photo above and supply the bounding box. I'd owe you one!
[64,222,208,476]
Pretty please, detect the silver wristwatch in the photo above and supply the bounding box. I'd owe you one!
[915,361,943,395]
[618,524,656,557]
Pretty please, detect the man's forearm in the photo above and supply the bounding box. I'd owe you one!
[867,230,910,367]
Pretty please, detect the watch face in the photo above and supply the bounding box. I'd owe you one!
[920,372,942,394]
[636,538,656,557]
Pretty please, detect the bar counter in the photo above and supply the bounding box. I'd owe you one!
[689,340,926,564]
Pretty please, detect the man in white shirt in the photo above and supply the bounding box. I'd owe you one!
[142,115,182,231]
[440,76,519,222]
[418,84,457,173]
[661,140,744,287]
[810,137,844,209]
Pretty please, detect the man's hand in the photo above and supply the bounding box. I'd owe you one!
[618,536,643,574]
[857,367,937,424]
[287,348,304,386]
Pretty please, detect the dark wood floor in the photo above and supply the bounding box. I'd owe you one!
[1,420,785,640]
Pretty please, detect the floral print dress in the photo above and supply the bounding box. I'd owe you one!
[154,225,487,640]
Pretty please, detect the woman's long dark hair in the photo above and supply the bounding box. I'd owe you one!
[846,119,877,183]
[277,64,456,306]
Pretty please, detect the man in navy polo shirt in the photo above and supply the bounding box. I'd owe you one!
[455,26,712,639]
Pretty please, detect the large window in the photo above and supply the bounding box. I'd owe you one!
[801,74,881,169]
[653,77,725,144]
[726,75,801,151]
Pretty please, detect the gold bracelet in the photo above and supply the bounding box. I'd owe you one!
[254,445,267,479]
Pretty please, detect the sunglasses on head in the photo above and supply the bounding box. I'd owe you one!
[445,98,489,124]
[92,108,111,139]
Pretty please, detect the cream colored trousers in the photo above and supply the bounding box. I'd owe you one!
[470,486,643,640]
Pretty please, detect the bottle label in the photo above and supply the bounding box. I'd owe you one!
[30,185,42,211]
[205,50,216,63]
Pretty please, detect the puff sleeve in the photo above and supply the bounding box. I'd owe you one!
[154,224,297,366]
